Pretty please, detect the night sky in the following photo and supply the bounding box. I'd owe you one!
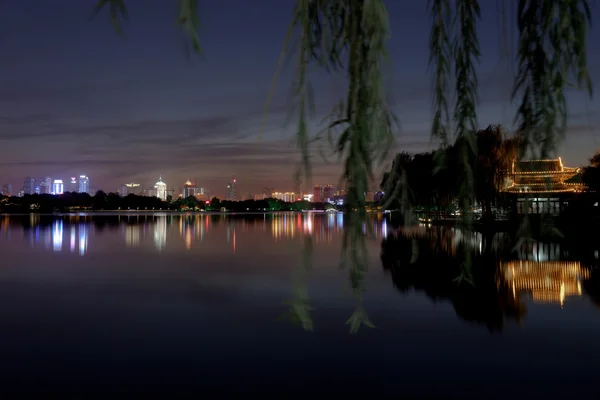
[1,0,599,196]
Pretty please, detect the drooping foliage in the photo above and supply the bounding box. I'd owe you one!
[512,0,593,159]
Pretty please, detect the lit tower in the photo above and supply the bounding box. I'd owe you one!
[155,176,167,201]
[69,177,77,192]
[39,177,52,194]
[52,179,64,195]
[78,175,89,194]
[183,180,198,198]
[227,176,237,201]
[122,182,141,196]
[22,177,35,195]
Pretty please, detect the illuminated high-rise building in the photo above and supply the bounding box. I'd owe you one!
[1,184,11,196]
[122,183,141,196]
[183,180,198,198]
[52,179,64,195]
[22,177,35,195]
[69,177,77,192]
[226,176,237,201]
[155,176,167,201]
[78,175,89,194]
[39,177,52,194]
[271,192,297,202]
[312,184,335,203]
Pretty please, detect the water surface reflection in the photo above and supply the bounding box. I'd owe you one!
[0,213,392,254]
[1,213,600,394]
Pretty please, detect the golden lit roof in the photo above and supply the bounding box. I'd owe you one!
[504,156,586,193]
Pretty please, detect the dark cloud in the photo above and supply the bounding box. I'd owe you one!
[0,74,187,103]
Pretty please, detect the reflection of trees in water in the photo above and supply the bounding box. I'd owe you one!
[381,227,600,331]
[381,230,526,332]
[582,268,600,309]
[280,235,314,331]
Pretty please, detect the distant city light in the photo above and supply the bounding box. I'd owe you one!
[52,179,64,195]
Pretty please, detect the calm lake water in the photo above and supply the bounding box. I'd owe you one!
[1,212,599,395]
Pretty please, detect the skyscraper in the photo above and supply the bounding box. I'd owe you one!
[22,177,35,195]
[226,176,237,201]
[69,177,77,192]
[312,184,335,203]
[39,177,52,194]
[0,184,11,196]
[155,176,167,201]
[52,179,64,195]
[122,183,141,196]
[78,175,89,194]
[183,180,198,198]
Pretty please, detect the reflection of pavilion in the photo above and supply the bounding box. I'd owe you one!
[500,260,590,306]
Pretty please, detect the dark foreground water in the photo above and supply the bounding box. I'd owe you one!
[1,212,599,395]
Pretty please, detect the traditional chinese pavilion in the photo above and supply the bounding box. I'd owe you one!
[502,158,586,215]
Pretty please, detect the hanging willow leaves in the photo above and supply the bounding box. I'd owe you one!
[427,0,481,285]
[452,0,480,223]
[92,0,203,55]
[285,0,396,333]
[428,0,453,149]
[178,0,203,55]
[91,0,128,36]
[513,0,593,159]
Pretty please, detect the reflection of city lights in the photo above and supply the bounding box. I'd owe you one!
[337,213,343,228]
[154,216,167,252]
[185,229,192,249]
[271,213,297,240]
[78,224,88,256]
[52,220,63,252]
[327,213,335,228]
[5,213,409,255]
[70,226,76,252]
[0,216,8,236]
[304,215,313,235]
[179,216,194,250]
[125,225,140,248]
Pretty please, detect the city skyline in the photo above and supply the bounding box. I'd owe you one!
[1,1,599,193]
[0,172,346,199]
